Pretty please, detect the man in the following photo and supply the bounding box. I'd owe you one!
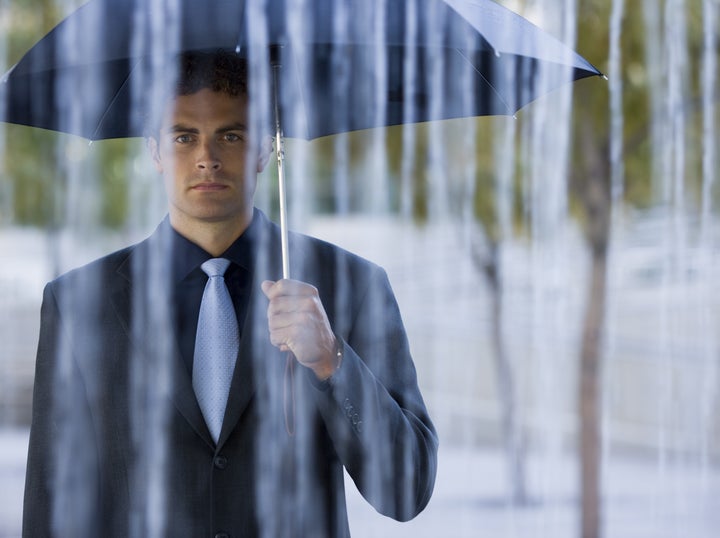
[23,51,437,537]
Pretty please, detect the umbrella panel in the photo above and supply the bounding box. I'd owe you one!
[0,0,601,141]
[2,59,140,139]
[2,43,592,141]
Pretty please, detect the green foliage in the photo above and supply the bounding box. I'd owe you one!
[95,139,132,228]
[1,125,63,226]
[1,0,132,229]
[1,0,714,233]
[572,0,712,218]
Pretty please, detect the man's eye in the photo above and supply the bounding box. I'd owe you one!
[224,133,242,142]
[175,134,193,144]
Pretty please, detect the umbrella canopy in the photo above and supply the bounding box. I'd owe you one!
[0,0,602,278]
[0,0,602,141]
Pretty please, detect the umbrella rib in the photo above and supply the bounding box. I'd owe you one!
[91,58,141,140]
[454,47,514,116]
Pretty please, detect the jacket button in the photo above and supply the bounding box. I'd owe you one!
[214,455,228,469]
[214,533,229,538]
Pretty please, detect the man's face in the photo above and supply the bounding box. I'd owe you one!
[149,88,268,234]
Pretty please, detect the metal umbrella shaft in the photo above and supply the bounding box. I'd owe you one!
[271,47,290,280]
[271,45,296,436]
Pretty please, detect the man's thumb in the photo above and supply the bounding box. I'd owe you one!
[261,280,275,297]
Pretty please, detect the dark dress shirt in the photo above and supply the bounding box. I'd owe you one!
[169,212,258,375]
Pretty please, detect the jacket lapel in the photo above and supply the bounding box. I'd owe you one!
[216,287,259,448]
[218,214,287,448]
[115,230,217,448]
[217,276,287,448]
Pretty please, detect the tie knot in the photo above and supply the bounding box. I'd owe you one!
[201,258,231,278]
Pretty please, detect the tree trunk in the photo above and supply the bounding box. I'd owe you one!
[472,239,528,505]
[577,122,611,538]
[579,248,607,538]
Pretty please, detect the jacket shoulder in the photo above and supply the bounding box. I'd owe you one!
[47,243,137,293]
[255,209,385,281]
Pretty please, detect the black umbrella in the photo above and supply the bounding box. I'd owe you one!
[0,0,602,276]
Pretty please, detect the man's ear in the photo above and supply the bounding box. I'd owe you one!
[256,136,274,173]
[147,137,164,173]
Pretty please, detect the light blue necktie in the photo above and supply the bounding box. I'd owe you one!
[192,258,239,444]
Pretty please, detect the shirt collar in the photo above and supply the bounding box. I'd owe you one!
[166,208,259,284]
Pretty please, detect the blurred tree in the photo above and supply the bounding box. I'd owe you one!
[572,1,709,538]
[1,0,132,230]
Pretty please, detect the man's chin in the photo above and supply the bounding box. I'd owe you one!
[196,208,253,226]
[170,204,252,226]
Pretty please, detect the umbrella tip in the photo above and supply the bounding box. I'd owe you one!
[601,74,609,81]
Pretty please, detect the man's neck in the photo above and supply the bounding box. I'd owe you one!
[169,213,252,257]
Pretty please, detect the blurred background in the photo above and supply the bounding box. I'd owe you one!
[1,0,718,537]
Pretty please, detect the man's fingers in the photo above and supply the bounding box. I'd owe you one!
[266,296,318,317]
[260,279,275,297]
[261,279,318,300]
[261,278,334,374]
[268,325,291,348]
[267,311,303,331]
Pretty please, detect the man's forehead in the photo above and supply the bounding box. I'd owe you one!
[160,89,249,121]
[163,121,248,133]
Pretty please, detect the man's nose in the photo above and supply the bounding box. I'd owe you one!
[196,140,221,170]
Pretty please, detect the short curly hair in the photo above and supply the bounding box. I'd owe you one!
[175,50,248,97]
[144,50,249,137]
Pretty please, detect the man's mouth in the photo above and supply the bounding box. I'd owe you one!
[191,182,229,191]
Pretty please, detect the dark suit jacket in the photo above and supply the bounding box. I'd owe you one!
[22,210,438,538]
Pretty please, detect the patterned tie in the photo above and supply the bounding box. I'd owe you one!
[192,258,239,444]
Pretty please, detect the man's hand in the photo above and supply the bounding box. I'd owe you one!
[261,279,339,380]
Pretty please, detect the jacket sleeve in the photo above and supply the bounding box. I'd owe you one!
[310,265,438,521]
[23,283,101,538]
